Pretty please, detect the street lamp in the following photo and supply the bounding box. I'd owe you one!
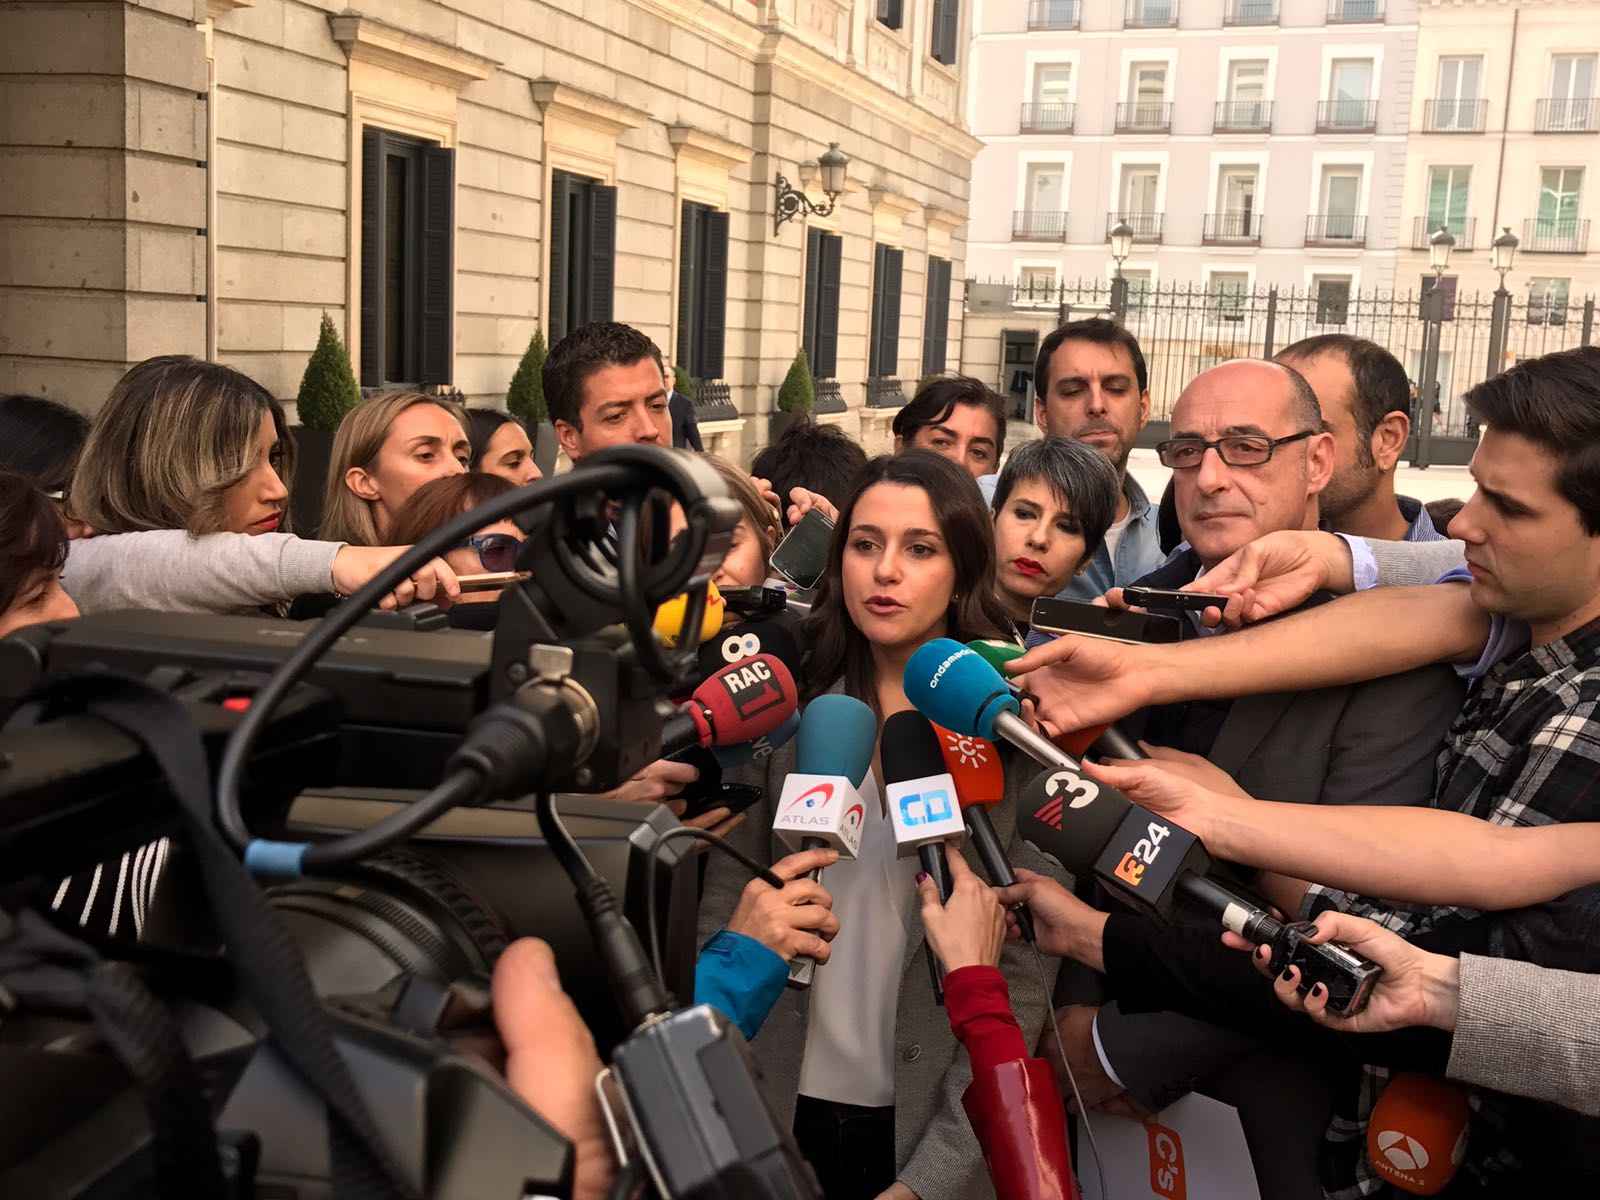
[1428,225,1456,277]
[1486,226,1520,382]
[774,142,850,234]
[1491,225,1519,286]
[1108,220,1134,321]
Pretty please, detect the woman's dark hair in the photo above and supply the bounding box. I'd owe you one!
[464,408,527,471]
[0,471,68,616]
[991,437,1121,567]
[892,375,1007,459]
[803,451,1013,703]
[388,471,516,547]
[750,419,868,530]
[0,394,90,496]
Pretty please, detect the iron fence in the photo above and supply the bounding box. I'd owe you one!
[966,275,1597,438]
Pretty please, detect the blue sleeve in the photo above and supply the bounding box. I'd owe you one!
[694,929,790,1040]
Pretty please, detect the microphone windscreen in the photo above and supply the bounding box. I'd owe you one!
[713,708,800,769]
[904,639,1019,740]
[653,581,725,648]
[934,724,1005,807]
[965,638,1025,674]
[692,653,797,747]
[1367,1074,1469,1196]
[795,694,876,787]
[1015,764,1133,876]
[697,614,805,687]
[881,710,946,787]
[1057,725,1110,758]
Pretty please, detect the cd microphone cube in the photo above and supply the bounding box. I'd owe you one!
[773,774,866,858]
[886,772,967,858]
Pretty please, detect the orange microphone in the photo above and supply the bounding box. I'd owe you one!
[1367,1073,1471,1195]
[934,723,1037,943]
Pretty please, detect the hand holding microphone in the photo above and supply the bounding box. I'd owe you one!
[725,847,843,964]
[917,850,1005,971]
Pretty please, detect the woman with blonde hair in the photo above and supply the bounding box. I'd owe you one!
[321,391,470,545]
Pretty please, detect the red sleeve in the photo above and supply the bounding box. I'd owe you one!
[944,964,1029,1072]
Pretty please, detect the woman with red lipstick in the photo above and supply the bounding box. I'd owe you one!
[990,438,1121,639]
[699,451,1074,1200]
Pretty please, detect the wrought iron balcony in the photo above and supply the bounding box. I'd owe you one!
[1203,212,1263,244]
[1012,210,1069,241]
[1106,212,1163,243]
[1116,101,1172,133]
[1020,102,1076,134]
[1422,98,1486,132]
[1026,0,1080,29]
[1213,100,1273,132]
[1327,0,1384,22]
[1317,99,1378,133]
[1305,214,1367,246]
[1535,98,1600,133]
[1124,0,1178,27]
[1223,0,1277,23]
[1411,217,1475,251]
[1522,218,1590,253]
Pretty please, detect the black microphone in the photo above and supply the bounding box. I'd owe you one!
[694,614,805,691]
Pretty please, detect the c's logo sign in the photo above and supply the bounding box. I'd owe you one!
[898,789,953,827]
[1146,1122,1186,1200]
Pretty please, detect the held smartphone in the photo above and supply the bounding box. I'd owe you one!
[768,508,835,592]
[455,571,529,593]
[1029,597,1182,645]
[1122,585,1231,613]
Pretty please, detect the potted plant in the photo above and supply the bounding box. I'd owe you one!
[770,348,815,447]
[507,328,558,476]
[292,312,360,536]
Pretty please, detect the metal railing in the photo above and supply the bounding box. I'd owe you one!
[1535,97,1600,133]
[1107,211,1164,242]
[1026,0,1080,29]
[1317,99,1379,132]
[1327,0,1384,22]
[692,379,738,421]
[1412,217,1476,251]
[1116,101,1173,132]
[1423,98,1487,132]
[1223,0,1277,23]
[1213,100,1274,132]
[1522,218,1590,254]
[1204,212,1263,243]
[1306,214,1367,245]
[867,377,906,408]
[1020,102,1076,133]
[1012,210,1069,241]
[813,378,846,414]
[1124,0,1178,26]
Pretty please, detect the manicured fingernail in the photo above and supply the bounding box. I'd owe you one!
[1307,924,1320,938]
[1311,983,1325,997]
[1279,967,1294,982]
[1256,945,1270,959]
[916,871,928,884]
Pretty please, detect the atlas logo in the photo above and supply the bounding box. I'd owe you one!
[944,731,988,769]
[841,803,865,835]
[898,788,954,827]
[782,781,834,813]
[1146,1122,1186,1200]
[1114,852,1147,886]
[926,649,970,690]
[1376,1131,1430,1174]
[720,631,762,663]
[1032,769,1100,828]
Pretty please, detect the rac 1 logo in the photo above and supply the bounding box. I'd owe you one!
[1114,821,1172,888]
[1146,1122,1186,1200]
[898,788,953,827]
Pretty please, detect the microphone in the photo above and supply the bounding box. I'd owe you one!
[1367,1074,1469,1195]
[659,653,798,758]
[932,723,1036,944]
[963,639,1140,761]
[883,710,968,1003]
[712,708,800,770]
[772,695,876,989]
[653,580,726,647]
[696,614,805,692]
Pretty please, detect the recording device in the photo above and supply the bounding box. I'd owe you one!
[1028,597,1182,645]
[1,445,820,1199]
[932,724,1035,944]
[1121,585,1231,613]
[773,695,876,989]
[768,507,834,591]
[718,586,791,619]
[456,570,529,592]
[883,711,967,1003]
[1366,1074,1469,1195]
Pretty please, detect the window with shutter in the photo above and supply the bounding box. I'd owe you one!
[547,170,615,343]
[359,126,454,389]
[922,257,951,374]
[931,0,960,66]
[587,184,616,326]
[676,202,730,382]
[877,0,904,30]
[803,230,842,380]
[870,244,903,379]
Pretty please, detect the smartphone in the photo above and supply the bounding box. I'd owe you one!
[455,571,529,593]
[1121,585,1231,613]
[1029,597,1182,645]
[768,508,834,591]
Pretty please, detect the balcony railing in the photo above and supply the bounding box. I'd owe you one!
[1203,212,1263,244]
[1422,98,1487,132]
[1124,0,1178,27]
[1317,99,1379,133]
[1020,102,1076,134]
[867,377,907,408]
[1013,210,1069,241]
[1522,218,1590,253]
[1026,0,1081,29]
[1223,0,1278,22]
[1213,99,1274,132]
[1411,217,1476,251]
[1327,0,1384,22]
[1115,101,1173,133]
[693,379,738,422]
[1535,97,1600,133]
[1106,212,1164,243]
[1306,214,1367,246]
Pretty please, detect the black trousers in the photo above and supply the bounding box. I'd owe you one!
[792,1094,895,1200]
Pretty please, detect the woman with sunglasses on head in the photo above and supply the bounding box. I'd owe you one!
[64,358,457,615]
[698,451,1072,1200]
[322,391,472,545]
[465,408,542,487]
[388,472,523,630]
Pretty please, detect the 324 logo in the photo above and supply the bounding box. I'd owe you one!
[1114,821,1172,888]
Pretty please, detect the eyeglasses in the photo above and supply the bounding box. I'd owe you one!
[457,532,523,572]
[1155,430,1318,470]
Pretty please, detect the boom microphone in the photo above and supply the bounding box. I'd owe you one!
[1367,1074,1469,1195]
[771,695,876,988]
[659,653,797,758]
[932,724,1036,944]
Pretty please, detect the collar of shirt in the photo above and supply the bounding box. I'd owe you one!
[1397,495,1444,543]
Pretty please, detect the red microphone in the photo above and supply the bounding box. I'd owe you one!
[1367,1074,1470,1195]
[661,653,797,757]
[934,724,1035,944]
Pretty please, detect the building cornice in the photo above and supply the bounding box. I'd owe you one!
[531,80,649,138]
[668,125,754,171]
[329,11,498,90]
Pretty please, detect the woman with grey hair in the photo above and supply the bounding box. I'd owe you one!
[63,356,457,614]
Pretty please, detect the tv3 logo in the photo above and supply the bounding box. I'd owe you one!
[898,789,953,827]
[1113,821,1172,888]
[1146,1122,1186,1200]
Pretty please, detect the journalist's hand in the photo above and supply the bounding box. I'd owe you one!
[754,477,840,531]
[332,545,462,610]
[1229,911,1460,1035]
[917,848,1004,971]
[599,758,698,806]
[725,847,840,961]
[1118,745,1250,799]
[1080,758,1230,837]
[1007,635,1157,735]
[994,868,1108,968]
[1190,530,1354,628]
[493,938,615,1200]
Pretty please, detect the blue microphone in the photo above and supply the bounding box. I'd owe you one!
[713,709,801,769]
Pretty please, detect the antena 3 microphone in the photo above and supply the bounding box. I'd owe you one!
[772,695,876,989]
[1367,1074,1469,1195]
[933,723,1036,944]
